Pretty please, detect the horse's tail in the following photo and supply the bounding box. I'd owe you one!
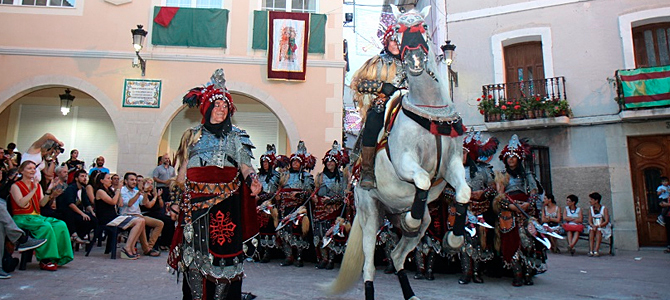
[321,214,364,295]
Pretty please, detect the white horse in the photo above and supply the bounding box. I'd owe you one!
[324,6,471,300]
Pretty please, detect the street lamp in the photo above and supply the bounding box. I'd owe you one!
[59,88,75,116]
[131,24,147,76]
[440,40,456,66]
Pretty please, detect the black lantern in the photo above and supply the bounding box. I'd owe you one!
[59,88,75,116]
[440,40,456,65]
[131,24,147,76]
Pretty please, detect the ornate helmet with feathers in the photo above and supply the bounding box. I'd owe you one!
[277,141,316,171]
[463,131,499,163]
[322,140,350,167]
[499,134,531,162]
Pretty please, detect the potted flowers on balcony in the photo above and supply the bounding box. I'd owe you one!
[477,95,499,122]
[548,99,573,117]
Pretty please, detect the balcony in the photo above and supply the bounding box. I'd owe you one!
[615,65,670,112]
[478,76,571,131]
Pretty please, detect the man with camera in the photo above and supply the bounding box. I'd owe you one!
[20,133,64,189]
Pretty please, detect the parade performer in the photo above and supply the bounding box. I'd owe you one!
[351,24,406,190]
[376,217,399,274]
[493,134,545,287]
[312,141,349,270]
[256,144,280,263]
[170,69,261,300]
[275,141,315,267]
[413,199,448,281]
[458,132,498,284]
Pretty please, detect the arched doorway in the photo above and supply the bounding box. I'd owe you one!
[159,92,288,170]
[0,87,119,173]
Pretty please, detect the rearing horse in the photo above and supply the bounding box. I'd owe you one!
[324,6,470,300]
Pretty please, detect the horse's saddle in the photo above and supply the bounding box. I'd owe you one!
[375,96,467,154]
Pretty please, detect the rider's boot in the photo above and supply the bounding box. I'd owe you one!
[359,146,377,190]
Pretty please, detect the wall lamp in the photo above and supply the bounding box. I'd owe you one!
[131,24,147,76]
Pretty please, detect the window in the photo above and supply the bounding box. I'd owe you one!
[504,41,545,99]
[633,22,670,68]
[524,146,552,196]
[262,0,316,13]
[164,0,222,8]
[0,0,74,6]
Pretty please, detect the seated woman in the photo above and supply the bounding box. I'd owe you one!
[541,194,563,253]
[93,172,146,260]
[562,194,584,256]
[587,192,610,257]
[139,178,174,252]
[9,161,74,271]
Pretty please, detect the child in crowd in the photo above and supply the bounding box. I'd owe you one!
[657,177,669,227]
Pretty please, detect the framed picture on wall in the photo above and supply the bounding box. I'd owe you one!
[123,79,162,108]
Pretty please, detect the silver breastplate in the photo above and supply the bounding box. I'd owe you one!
[317,173,345,197]
[505,176,526,194]
[284,172,310,190]
[259,170,279,194]
[188,129,237,169]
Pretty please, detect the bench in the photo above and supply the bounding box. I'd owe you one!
[560,212,614,255]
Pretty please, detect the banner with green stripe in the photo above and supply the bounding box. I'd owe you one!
[252,10,326,54]
[617,65,670,109]
[152,7,229,48]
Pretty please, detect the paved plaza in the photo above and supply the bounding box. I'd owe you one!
[0,244,667,300]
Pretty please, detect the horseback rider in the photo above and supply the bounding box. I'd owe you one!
[276,141,315,267]
[256,144,281,263]
[312,141,350,270]
[458,132,499,284]
[351,24,406,190]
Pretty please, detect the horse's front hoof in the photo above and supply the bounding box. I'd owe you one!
[408,296,421,300]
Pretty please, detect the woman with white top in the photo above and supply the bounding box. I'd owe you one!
[562,194,583,256]
[587,192,610,257]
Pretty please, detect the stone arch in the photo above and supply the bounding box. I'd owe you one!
[0,75,122,136]
[155,80,301,153]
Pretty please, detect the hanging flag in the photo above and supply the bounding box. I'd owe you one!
[152,7,229,48]
[154,7,180,27]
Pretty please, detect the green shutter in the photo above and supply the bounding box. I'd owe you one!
[252,10,268,50]
[308,13,326,54]
[252,10,326,53]
[152,7,229,48]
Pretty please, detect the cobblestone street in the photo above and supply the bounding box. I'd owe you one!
[0,244,667,300]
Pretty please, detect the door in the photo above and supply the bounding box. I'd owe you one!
[504,42,545,100]
[628,135,670,246]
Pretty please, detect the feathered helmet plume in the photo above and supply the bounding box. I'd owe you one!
[322,140,350,167]
[463,131,499,162]
[182,68,236,124]
[289,140,317,171]
[260,144,277,166]
[499,134,531,162]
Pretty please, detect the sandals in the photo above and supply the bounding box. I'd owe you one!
[144,249,161,257]
[664,248,670,254]
[120,248,139,260]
